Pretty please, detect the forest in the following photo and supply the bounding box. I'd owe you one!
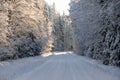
[0,0,120,80]
[0,0,119,67]
[70,0,120,67]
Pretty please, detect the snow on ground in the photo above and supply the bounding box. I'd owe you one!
[0,52,120,80]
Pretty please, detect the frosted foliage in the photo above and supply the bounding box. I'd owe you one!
[70,0,101,54]
[52,15,73,51]
[70,0,120,66]
[0,0,54,61]
[52,15,65,51]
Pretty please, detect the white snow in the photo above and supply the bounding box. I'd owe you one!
[0,52,120,80]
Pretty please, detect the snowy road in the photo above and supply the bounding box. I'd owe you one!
[0,52,120,80]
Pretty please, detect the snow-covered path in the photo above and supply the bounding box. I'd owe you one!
[0,52,120,80]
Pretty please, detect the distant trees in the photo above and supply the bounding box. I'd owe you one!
[63,16,73,51]
[70,0,120,66]
[52,14,73,51]
[0,0,54,60]
[52,14,65,51]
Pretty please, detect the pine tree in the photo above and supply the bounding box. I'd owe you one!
[70,0,120,66]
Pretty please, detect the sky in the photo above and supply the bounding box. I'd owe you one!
[44,0,70,15]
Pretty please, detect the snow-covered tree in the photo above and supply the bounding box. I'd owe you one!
[52,13,73,51]
[63,16,73,51]
[70,0,101,55]
[98,0,120,66]
[70,0,120,66]
[0,0,54,60]
[52,14,65,51]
